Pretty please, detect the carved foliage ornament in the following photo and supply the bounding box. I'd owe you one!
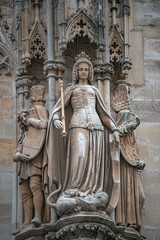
[49,224,125,240]
[123,0,130,16]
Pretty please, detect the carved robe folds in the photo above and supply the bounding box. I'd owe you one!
[46,84,118,216]
[115,110,145,232]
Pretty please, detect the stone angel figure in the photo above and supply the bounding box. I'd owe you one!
[46,52,120,220]
[112,84,145,234]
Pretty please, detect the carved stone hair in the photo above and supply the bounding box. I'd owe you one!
[72,52,94,84]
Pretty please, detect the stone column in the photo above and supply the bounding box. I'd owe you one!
[101,1,114,110]
[44,0,57,112]
[122,0,132,79]
[94,63,114,110]
[44,61,57,111]
[34,0,40,22]
[21,2,30,65]
[44,61,65,224]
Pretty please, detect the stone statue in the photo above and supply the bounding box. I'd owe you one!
[13,85,48,231]
[46,52,120,218]
[112,84,145,233]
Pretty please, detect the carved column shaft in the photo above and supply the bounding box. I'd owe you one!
[47,0,54,60]
[21,2,30,65]
[111,0,117,25]
[46,0,56,112]
[34,0,40,22]
[94,64,114,110]
[102,0,111,109]
[122,0,132,78]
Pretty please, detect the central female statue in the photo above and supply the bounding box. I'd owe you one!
[46,52,119,217]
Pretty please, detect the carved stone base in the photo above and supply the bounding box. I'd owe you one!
[14,212,144,240]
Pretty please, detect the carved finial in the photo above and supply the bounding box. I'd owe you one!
[78,0,85,8]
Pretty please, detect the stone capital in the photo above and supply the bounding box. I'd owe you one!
[44,60,65,78]
[15,75,32,98]
[94,63,114,81]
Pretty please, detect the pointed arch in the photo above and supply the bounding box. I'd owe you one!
[66,10,99,45]
[29,22,47,60]
[109,26,124,63]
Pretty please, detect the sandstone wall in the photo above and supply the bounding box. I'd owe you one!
[129,1,160,239]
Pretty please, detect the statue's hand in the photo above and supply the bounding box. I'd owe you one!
[54,120,63,129]
[113,130,120,146]
[136,160,145,170]
[17,153,30,162]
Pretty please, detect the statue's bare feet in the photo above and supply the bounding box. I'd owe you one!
[32,217,41,228]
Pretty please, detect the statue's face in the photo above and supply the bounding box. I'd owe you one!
[78,63,89,81]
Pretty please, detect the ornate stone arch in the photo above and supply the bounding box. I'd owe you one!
[109,25,124,64]
[66,10,99,46]
[29,22,47,60]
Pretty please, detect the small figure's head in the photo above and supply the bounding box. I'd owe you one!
[17,110,29,130]
[30,85,46,105]
[73,52,93,84]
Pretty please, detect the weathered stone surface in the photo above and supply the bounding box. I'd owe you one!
[0,138,16,169]
[131,100,160,112]
[154,82,160,99]
[144,58,160,81]
[128,31,144,84]
[136,123,160,148]
[0,120,15,138]
[133,1,160,27]
[134,112,160,123]
[144,39,160,59]
[0,204,12,224]
[0,224,12,240]
[132,85,153,100]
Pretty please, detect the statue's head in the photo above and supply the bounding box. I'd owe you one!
[30,85,46,105]
[73,52,93,84]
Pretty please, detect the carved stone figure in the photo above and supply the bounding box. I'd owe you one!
[13,85,48,230]
[112,84,145,233]
[46,52,120,218]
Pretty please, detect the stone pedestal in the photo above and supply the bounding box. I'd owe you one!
[14,212,144,240]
